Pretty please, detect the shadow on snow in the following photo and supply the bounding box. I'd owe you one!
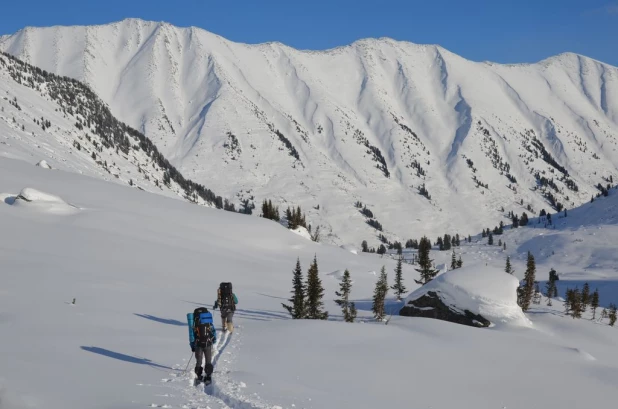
[134,313,186,326]
[80,346,174,370]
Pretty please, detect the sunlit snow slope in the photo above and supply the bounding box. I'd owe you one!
[2,19,618,247]
[1,157,617,409]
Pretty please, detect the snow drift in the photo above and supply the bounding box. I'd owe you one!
[402,266,532,328]
[10,187,78,214]
[35,160,52,169]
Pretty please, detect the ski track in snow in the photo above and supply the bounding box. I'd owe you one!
[152,326,275,409]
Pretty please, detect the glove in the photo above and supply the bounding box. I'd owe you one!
[190,342,195,352]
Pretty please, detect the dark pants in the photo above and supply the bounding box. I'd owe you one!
[194,343,213,378]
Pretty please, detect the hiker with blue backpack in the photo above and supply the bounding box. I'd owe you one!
[187,307,216,385]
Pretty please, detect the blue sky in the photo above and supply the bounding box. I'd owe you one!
[1,0,617,66]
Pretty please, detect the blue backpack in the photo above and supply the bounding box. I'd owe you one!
[192,307,215,346]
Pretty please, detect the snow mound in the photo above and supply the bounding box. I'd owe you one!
[290,226,312,240]
[404,266,532,328]
[12,187,78,214]
[339,244,358,254]
[35,160,52,169]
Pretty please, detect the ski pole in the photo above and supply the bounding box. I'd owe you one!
[184,351,193,373]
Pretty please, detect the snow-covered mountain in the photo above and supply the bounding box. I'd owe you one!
[2,19,618,247]
[0,51,227,208]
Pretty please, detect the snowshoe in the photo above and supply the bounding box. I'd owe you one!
[203,375,212,386]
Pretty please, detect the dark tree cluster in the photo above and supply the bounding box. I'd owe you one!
[436,234,461,251]
[405,239,419,249]
[367,219,383,231]
[360,206,374,218]
[411,159,426,177]
[271,127,300,161]
[353,129,390,178]
[415,236,439,285]
[531,137,569,175]
[285,206,307,230]
[282,256,328,320]
[418,183,431,200]
[261,199,281,221]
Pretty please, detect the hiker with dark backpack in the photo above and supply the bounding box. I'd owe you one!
[213,282,238,333]
[186,307,217,385]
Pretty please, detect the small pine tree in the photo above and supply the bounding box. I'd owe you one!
[581,283,590,311]
[305,255,328,320]
[488,233,494,245]
[505,256,514,275]
[282,258,306,319]
[391,256,407,301]
[372,266,389,320]
[361,240,369,253]
[335,270,356,323]
[456,256,463,269]
[591,289,600,320]
[415,236,439,285]
[450,251,457,270]
[570,288,583,319]
[564,289,573,314]
[520,252,536,312]
[503,242,507,250]
[609,304,617,326]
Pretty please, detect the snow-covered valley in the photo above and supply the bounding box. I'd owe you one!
[2,19,618,247]
[1,156,618,409]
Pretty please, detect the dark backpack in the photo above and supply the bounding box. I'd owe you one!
[219,282,234,311]
[193,307,214,346]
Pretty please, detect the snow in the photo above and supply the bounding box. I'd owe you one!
[1,156,618,409]
[290,226,311,240]
[405,266,532,327]
[35,159,51,169]
[1,20,617,248]
[2,187,79,215]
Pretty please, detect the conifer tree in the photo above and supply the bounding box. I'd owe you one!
[503,242,507,250]
[581,282,590,311]
[520,252,536,312]
[564,289,573,314]
[305,255,328,320]
[415,236,439,285]
[498,239,502,247]
[282,258,306,319]
[468,235,472,242]
[372,266,389,320]
[335,269,356,322]
[591,289,600,320]
[457,256,463,269]
[391,256,407,301]
[488,233,494,245]
[361,240,369,253]
[609,304,617,326]
[482,229,487,238]
[450,251,457,270]
[545,268,559,306]
[570,288,583,319]
[505,256,514,275]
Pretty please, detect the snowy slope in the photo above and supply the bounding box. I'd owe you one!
[2,19,618,248]
[0,51,224,208]
[1,156,618,409]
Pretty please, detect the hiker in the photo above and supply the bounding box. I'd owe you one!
[188,307,217,384]
[213,282,238,333]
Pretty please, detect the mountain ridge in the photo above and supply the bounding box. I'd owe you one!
[1,19,617,247]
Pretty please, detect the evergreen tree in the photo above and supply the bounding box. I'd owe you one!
[482,229,487,238]
[520,212,529,226]
[609,304,617,326]
[457,256,463,269]
[488,233,494,245]
[361,240,369,253]
[498,239,502,247]
[520,252,536,311]
[545,269,558,306]
[533,282,542,305]
[415,236,439,285]
[391,256,407,301]
[377,244,387,255]
[570,288,583,319]
[564,288,573,314]
[305,255,328,320]
[450,251,457,270]
[581,282,590,311]
[512,214,520,228]
[335,269,356,323]
[591,289,600,320]
[505,256,514,275]
[468,235,472,242]
[503,242,507,250]
[372,266,389,320]
[282,258,306,319]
